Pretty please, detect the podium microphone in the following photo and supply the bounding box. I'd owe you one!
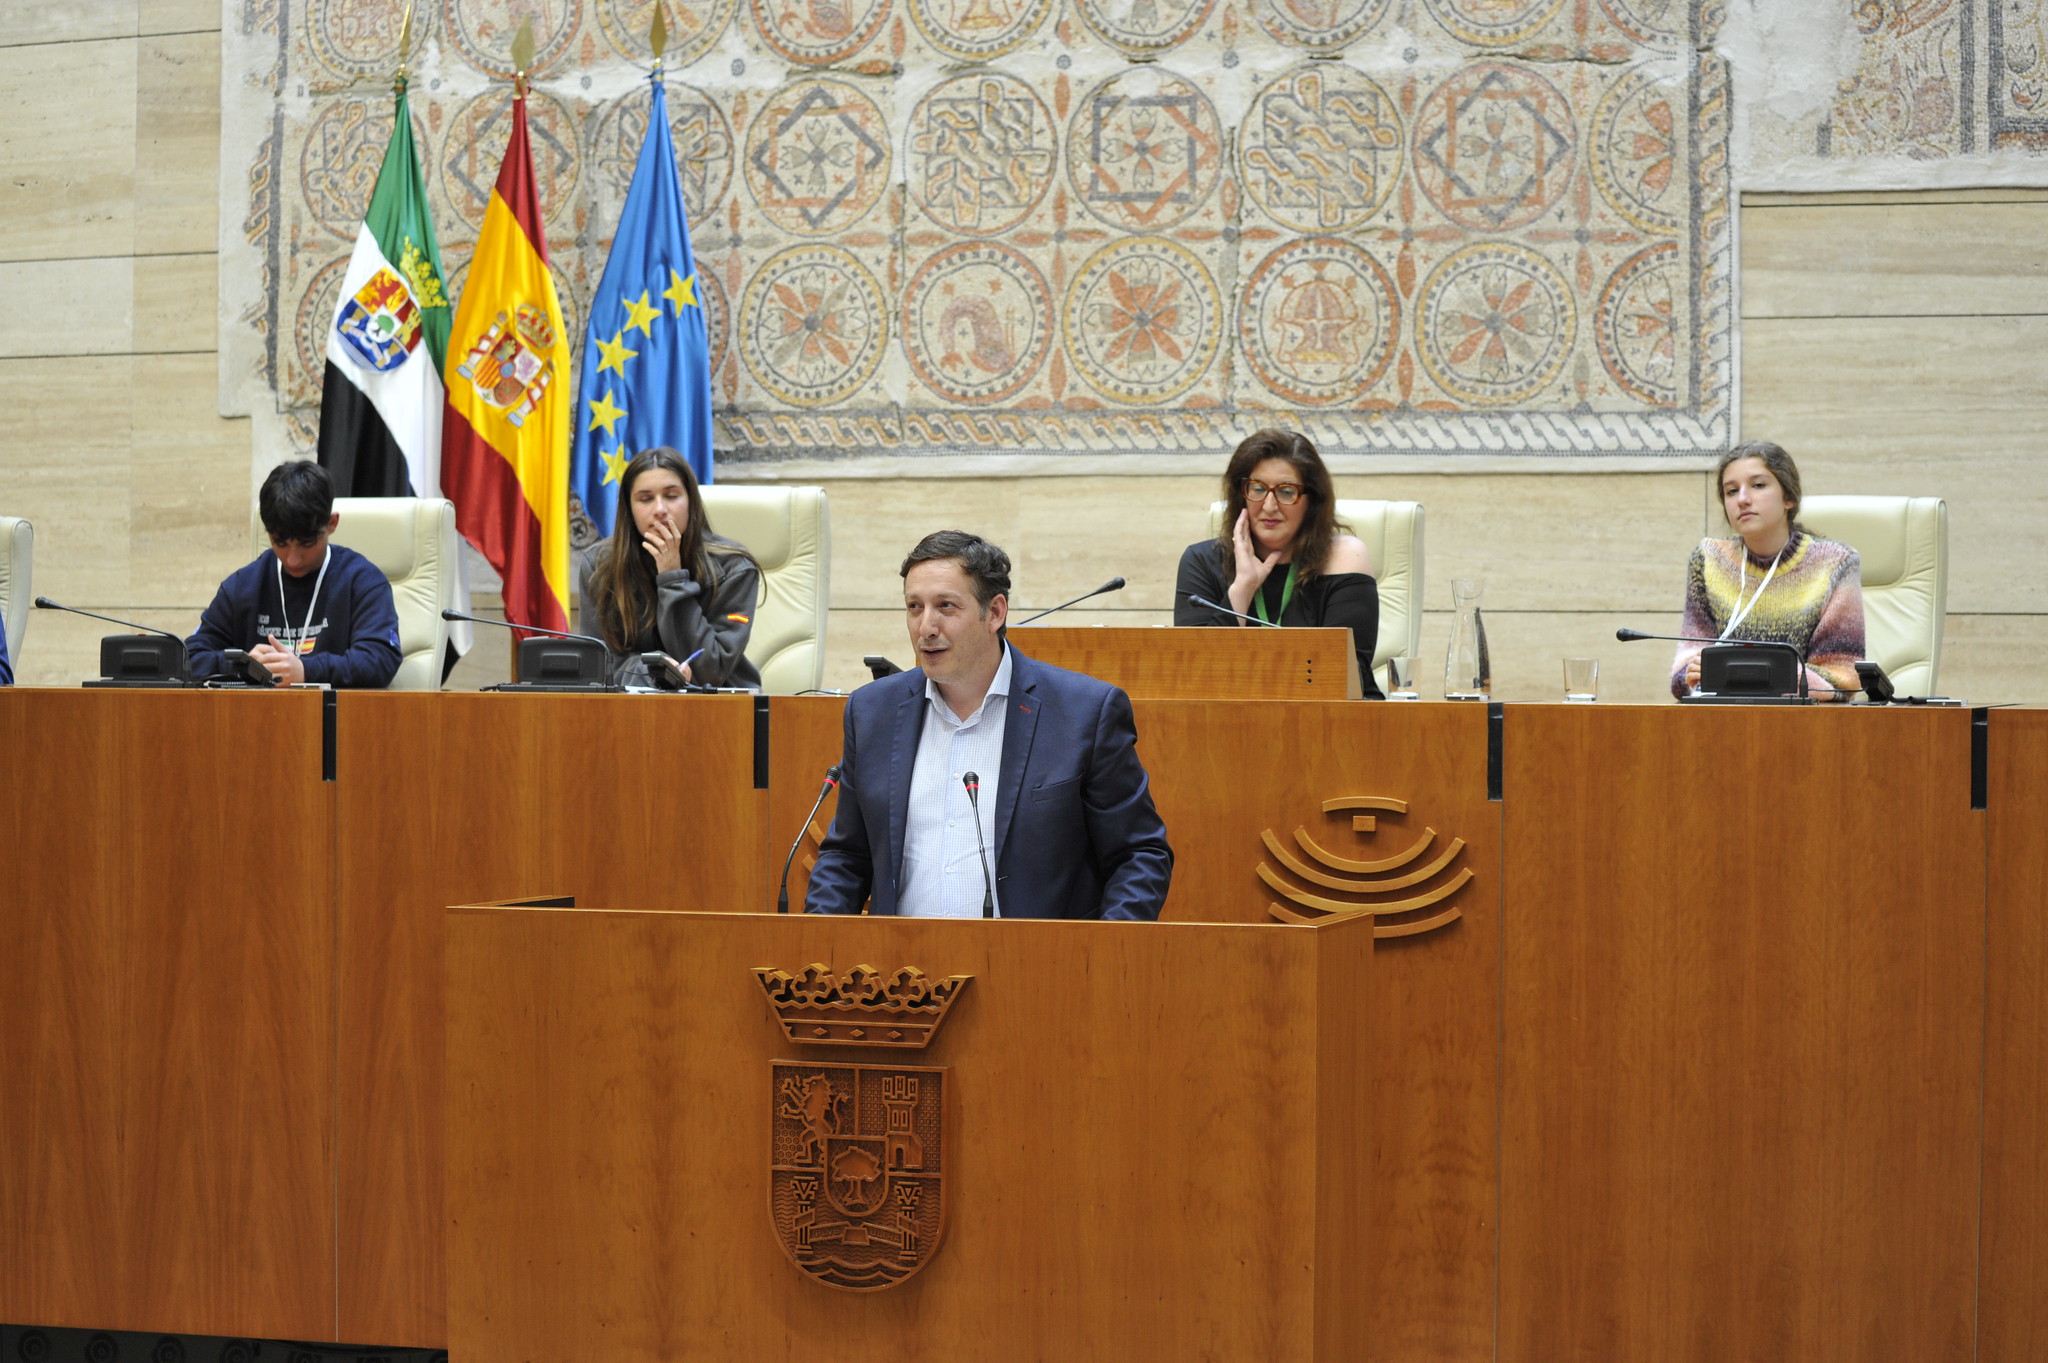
[962,771,995,918]
[441,608,608,648]
[777,765,842,914]
[35,595,186,641]
[37,595,193,684]
[1014,577,1126,625]
[1185,593,1281,628]
[1616,628,1809,699]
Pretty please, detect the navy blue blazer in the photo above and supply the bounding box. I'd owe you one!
[804,643,1173,921]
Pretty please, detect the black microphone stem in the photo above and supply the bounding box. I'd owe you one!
[1014,577,1126,626]
[963,772,995,918]
[777,766,841,914]
[34,596,185,642]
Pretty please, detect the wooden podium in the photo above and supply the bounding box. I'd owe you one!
[446,905,1374,1362]
[1009,625,1363,698]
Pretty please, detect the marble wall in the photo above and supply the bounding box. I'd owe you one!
[2,2,2044,704]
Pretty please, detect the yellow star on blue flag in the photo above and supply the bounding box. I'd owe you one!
[570,74,718,528]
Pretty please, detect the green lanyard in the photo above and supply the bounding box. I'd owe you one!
[1252,563,1298,624]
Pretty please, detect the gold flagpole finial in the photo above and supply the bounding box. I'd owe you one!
[394,0,414,93]
[511,16,535,96]
[650,1,670,66]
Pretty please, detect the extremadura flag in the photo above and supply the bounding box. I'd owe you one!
[440,87,573,635]
[317,86,450,500]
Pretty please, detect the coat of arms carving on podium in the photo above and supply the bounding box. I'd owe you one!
[758,963,968,1290]
[770,1061,946,1290]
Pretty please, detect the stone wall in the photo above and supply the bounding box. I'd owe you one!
[3,3,2044,704]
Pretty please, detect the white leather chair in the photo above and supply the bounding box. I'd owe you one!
[251,497,458,691]
[1205,500,1425,692]
[700,486,830,695]
[0,516,32,670]
[1796,495,1948,696]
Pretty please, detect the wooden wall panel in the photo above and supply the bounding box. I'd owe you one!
[1500,705,1983,1363]
[1983,707,2048,1363]
[0,690,335,1340]
[331,692,768,1347]
[446,908,1371,1362]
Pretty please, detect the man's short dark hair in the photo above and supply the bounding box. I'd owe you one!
[900,530,1011,610]
[259,460,336,543]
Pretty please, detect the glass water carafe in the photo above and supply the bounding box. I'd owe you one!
[1445,578,1491,700]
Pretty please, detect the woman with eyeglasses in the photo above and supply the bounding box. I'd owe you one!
[1173,428,1383,698]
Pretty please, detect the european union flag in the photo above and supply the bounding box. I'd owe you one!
[571,75,715,535]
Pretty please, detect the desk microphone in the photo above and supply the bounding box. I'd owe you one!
[35,595,186,641]
[37,595,193,684]
[441,608,608,648]
[1015,577,1126,625]
[1615,628,1809,699]
[778,765,842,914]
[962,771,994,918]
[1185,593,1281,628]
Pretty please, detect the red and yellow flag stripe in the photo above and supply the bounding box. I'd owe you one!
[441,92,571,633]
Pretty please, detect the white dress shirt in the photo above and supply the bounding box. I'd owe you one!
[898,644,1012,918]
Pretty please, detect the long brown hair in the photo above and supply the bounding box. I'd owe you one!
[1214,429,1349,582]
[1715,440,1806,538]
[589,447,750,651]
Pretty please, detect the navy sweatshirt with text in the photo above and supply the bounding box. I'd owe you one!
[185,545,402,688]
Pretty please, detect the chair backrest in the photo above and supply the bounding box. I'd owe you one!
[0,516,32,668]
[251,497,457,691]
[1795,495,1948,695]
[700,486,830,695]
[1205,500,1425,689]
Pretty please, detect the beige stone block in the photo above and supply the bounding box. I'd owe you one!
[1009,477,1216,611]
[1338,471,1708,617]
[130,354,255,601]
[0,256,134,356]
[135,32,220,254]
[1934,614,2048,706]
[1743,201,2048,319]
[814,479,1024,609]
[0,1,135,47]
[0,357,133,603]
[820,608,916,694]
[133,252,216,349]
[8,607,192,690]
[0,38,137,261]
[1742,314,2048,615]
[138,0,219,35]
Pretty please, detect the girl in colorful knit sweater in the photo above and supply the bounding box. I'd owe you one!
[1673,442,1865,701]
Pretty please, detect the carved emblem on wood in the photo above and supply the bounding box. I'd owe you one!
[1260,796,1472,937]
[771,1061,948,1290]
[756,963,973,1047]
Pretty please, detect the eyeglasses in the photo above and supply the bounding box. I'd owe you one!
[1243,480,1305,506]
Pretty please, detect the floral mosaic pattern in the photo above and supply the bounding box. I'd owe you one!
[1738,0,2048,178]
[226,0,1733,461]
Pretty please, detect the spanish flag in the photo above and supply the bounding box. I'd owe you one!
[441,89,571,634]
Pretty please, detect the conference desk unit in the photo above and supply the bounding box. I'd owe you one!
[0,687,2042,1363]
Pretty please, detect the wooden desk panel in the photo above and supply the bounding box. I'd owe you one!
[331,693,768,1347]
[766,696,848,914]
[0,690,335,1340]
[1500,705,1983,1363]
[1141,700,1499,1363]
[1014,626,1362,699]
[446,908,1373,1363]
[1983,708,2048,1363]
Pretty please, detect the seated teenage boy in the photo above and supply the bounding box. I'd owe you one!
[186,460,402,687]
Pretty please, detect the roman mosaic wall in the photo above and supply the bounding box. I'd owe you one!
[220,0,1736,464]
[1727,0,2048,188]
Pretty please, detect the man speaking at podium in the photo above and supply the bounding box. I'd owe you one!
[805,531,1173,921]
